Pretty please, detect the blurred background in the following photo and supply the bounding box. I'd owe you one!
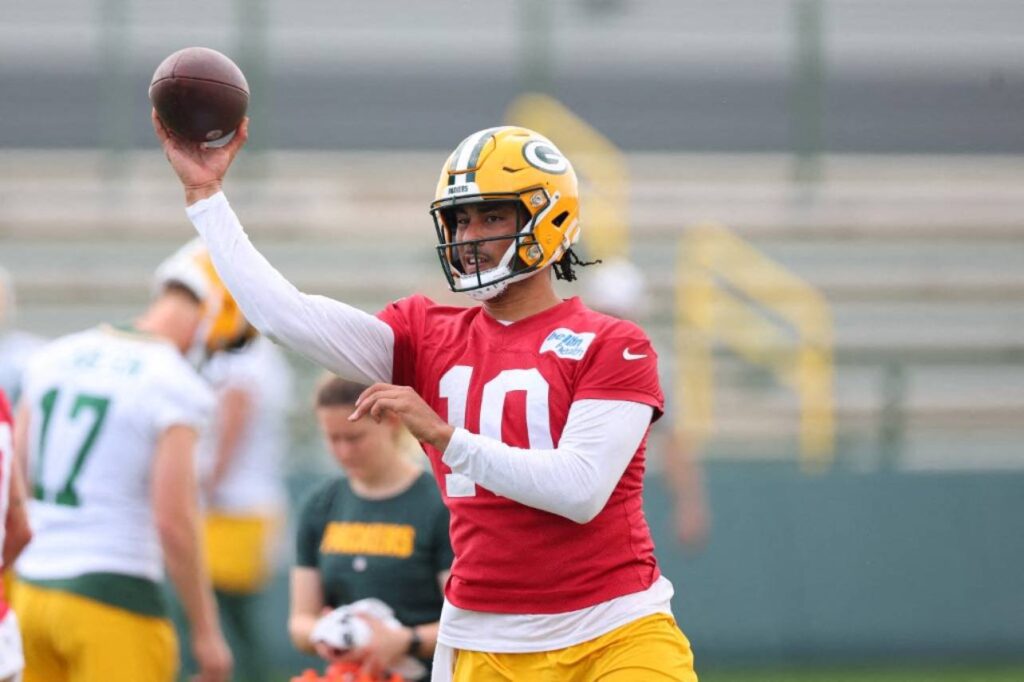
[2,1,1024,680]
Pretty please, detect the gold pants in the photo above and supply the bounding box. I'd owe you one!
[13,581,177,682]
[452,613,698,682]
[203,511,280,594]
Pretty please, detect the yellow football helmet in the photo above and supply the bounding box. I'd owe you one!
[430,126,581,300]
[154,239,256,359]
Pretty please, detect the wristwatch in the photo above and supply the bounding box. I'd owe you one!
[406,626,422,656]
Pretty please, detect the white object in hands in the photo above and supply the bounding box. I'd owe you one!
[310,599,427,680]
[310,604,373,651]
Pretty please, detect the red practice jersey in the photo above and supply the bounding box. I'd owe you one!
[378,295,664,614]
[0,390,13,618]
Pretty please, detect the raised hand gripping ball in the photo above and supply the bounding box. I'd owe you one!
[149,47,249,143]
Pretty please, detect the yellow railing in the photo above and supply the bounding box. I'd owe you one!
[508,94,834,470]
[677,222,835,470]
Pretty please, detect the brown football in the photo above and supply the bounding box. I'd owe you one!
[149,47,249,143]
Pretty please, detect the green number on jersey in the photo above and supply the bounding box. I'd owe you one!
[33,389,111,507]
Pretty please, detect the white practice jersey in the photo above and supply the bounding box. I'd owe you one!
[198,335,292,513]
[16,325,214,582]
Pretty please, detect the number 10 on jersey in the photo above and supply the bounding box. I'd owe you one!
[439,365,553,498]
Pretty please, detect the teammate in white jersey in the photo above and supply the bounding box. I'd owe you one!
[12,240,252,682]
[198,334,293,682]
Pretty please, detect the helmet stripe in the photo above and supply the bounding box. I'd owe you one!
[452,130,486,172]
[450,127,504,184]
[464,127,503,183]
[448,138,472,173]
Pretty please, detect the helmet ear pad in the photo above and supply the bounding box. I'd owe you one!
[513,201,546,270]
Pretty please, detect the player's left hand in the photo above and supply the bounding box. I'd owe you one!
[190,631,233,682]
[351,383,454,451]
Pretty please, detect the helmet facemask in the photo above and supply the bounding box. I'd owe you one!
[431,189,565,301]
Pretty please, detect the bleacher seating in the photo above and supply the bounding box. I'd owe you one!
[3,151,1022,469]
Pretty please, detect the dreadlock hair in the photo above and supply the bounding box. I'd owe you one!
[553,248,601,283]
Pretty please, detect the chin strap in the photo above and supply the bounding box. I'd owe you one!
[463,279,509,301]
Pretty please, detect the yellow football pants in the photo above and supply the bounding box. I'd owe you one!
[12,581,177,682]
[204,512,279,594]
[452,613,698,681]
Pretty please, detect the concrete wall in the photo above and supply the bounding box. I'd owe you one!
[239,462,1024,677]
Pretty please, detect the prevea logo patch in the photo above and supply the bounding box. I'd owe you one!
[540,328,596,361]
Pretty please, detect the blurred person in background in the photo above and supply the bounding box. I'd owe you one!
[0,388,33,682]
[290,375,451,680]
[11,240,243,682]
[582,257,710,549]
[194,334,293,682]
[0,267,46,406]
[156,118,697,681]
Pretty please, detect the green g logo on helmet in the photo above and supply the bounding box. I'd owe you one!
[522,140,569,175]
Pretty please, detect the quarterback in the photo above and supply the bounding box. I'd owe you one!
[155,116,698,681]
[12,242,243,682]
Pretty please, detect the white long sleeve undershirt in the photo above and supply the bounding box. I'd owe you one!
[186,192,654,523]
[442,400,654,523]
[186,192,395,385]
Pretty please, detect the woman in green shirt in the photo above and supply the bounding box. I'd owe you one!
[289,376,452,680]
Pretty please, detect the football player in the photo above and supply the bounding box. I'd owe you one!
[12,241,245,682]
[0,388,32,682]
[198,333,293,682]
[155,117,698,681]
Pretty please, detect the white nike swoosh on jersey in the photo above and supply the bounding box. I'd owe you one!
[622,348,647,360]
